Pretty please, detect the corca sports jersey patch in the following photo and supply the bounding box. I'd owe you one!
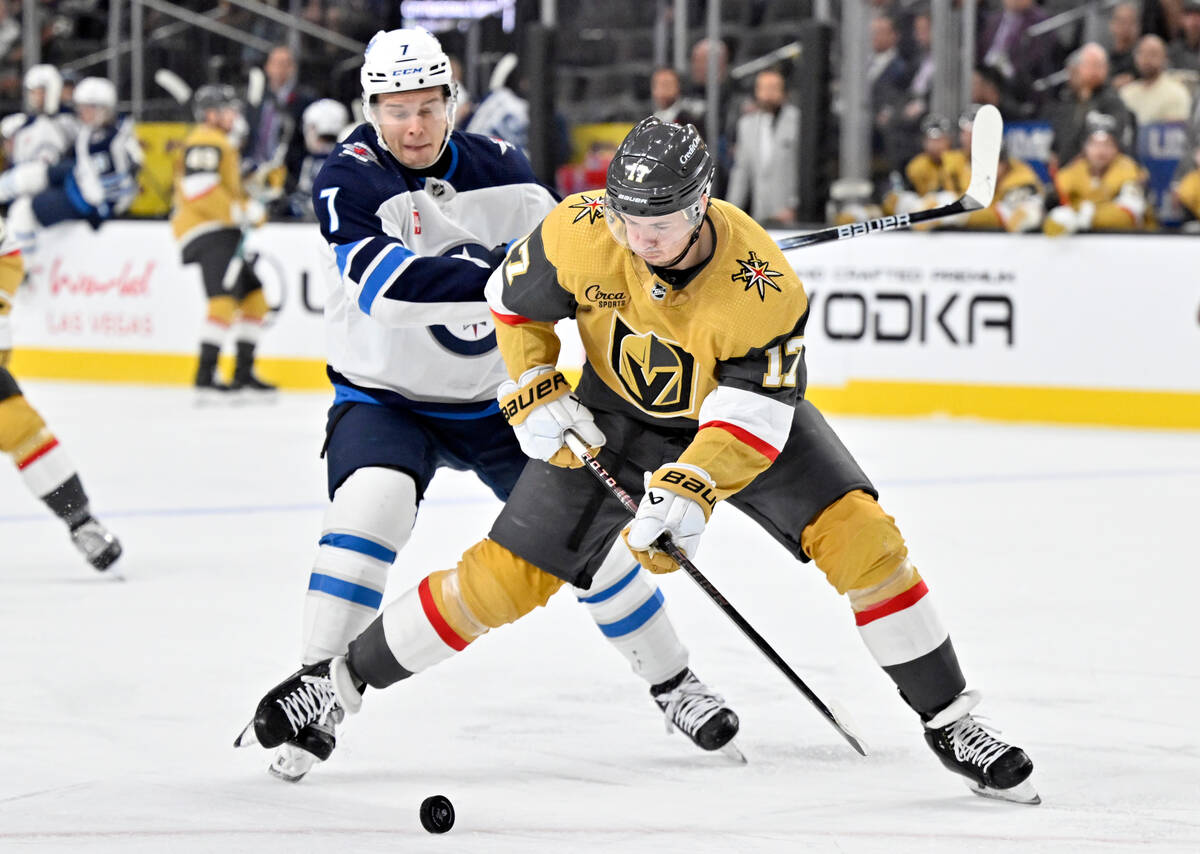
[610,313,696,416]
[568,193,606,225]
[731,250,785,301]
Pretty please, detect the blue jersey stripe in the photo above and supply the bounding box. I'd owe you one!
[358,245,414,314]
[347,236,397,283]
[318,532,398,564]
[577,566,642,604]
[379,255,491,305]
[308,572,384,609]
[333,238,370,277]
[596,589,665,638]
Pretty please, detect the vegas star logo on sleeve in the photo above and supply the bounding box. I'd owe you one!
[569,193,606,225]
[732,250,784,300]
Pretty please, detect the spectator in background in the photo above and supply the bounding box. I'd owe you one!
[246,45,315,189]
[1045,113,1149,234]
[900,10,935,127]
[686,38,739,194]
[972,63,1027,121]
[725,68,800,225]
[448,55,473,126]
[1107,3,1142,86]
[869,14,912,177]
[1120,35,1193,123]
[1169,0,1200,72]
[1045,43,1134,167]
[651,67,701,127]
[978,0,1057,110]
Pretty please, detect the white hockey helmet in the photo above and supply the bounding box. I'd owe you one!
[360,28,458,163]
[302,98,350,153]
[73,77,118,127]
[303,98,350,137]
[24,64,63,115]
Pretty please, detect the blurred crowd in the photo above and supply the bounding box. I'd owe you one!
[3,0,1200,234]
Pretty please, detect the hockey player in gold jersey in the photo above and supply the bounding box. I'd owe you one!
[887,114,969,228]
[1172,144,1200,222]
[243,118,1040,804]
[0,220,121,571]
[1044,113,1149,235]
[171,84,274,398]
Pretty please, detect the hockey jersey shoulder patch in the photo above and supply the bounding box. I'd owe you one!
[338,141,381,166]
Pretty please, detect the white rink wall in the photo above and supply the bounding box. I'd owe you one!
[8,222,1199,429]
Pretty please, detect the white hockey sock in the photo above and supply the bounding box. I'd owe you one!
[573,540,688,686]
[301,467,416,664]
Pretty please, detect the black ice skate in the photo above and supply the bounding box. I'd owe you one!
[234,657,363,753]
[69,516,122,571]
[652,668,744,762]
[230,342,277,398]
[922,690,1040,804]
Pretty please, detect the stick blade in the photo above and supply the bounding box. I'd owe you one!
[964,104,1003,210]
[247,67,266,108]
[153,69,193,106]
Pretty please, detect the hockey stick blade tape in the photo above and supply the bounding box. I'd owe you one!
[963,104,1003,210]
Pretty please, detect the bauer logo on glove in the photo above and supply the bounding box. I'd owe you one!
[496,365,605,467]
[498,370,571,424]
[623,463,716,573]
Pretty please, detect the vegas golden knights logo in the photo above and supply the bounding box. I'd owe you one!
[610,314,695,416]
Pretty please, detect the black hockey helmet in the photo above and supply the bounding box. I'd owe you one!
[193,84,239,121]
[605,117,714,220]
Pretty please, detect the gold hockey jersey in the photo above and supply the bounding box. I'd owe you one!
[486,193,809,500]
[169,124,247,245]
[906,149,970,197]
[1053,153,1146,209]
[1176,169,1200,220]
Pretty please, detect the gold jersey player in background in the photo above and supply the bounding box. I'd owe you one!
[243,117,1041,806]
[171,84,275,399]
[0,217,121,572]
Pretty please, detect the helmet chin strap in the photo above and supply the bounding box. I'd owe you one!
[655,198,710,269]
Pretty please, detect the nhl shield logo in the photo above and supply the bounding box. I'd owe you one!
[609,314,695,416]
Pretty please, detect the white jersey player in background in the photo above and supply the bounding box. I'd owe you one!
[262,28,739,783]
[7,65,80,169]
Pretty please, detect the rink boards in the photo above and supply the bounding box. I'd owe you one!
[8,221,1198,430]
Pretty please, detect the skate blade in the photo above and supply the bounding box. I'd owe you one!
[267,762,310,783]
[968,777,1041,805]
[233,719,260,749]
[719,741,748,764]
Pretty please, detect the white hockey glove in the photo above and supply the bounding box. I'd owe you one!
[622,463,717,574]
[233,198,267,228]
[497,365,604,468]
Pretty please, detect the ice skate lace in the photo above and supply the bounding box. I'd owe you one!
[947,715,1010,770]
[276,675,338,737]
[659,678,725,737]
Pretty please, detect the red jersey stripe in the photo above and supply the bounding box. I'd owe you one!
[490,309,531,327]
[418,576,470,651]
[17,438,59,470]
[855,580,929,626]
[699,420,781,461]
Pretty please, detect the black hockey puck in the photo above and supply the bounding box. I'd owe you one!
[419,795,455,834]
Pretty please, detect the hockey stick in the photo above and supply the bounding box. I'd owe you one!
[777,104,1003,251]
[153,68,193,111]
[563,429,869,757]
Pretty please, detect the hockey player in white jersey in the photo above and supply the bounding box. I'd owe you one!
[277,98,349,221]
[263,28,738,783]
[7,65,80,168]
[0,77,142,254]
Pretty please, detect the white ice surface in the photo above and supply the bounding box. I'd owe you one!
[2,383,1198,853]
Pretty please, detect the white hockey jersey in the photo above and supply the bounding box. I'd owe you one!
[312,125,557,414]
[9,111,81,166]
